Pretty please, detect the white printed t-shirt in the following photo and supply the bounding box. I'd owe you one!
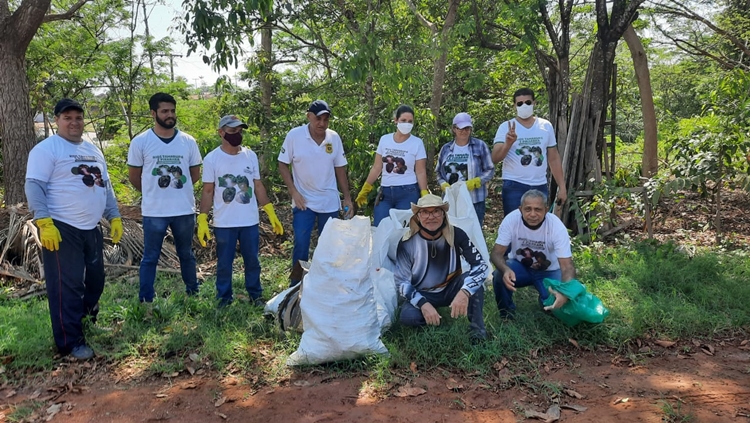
[494,209,571,271]
[493,117,556,186]
[127,129,202,217]
[440,143,472,184]
[202,146,261,228]
[376,133,426,187]
[26,135,110,230]
[277,124,347,213]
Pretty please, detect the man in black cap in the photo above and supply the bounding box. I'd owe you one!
[25,98,123,360]
[278,100,354,286]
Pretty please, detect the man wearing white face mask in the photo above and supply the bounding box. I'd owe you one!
[356,105,430,226]
[491,88,567,218]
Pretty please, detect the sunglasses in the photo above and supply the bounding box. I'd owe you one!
[516,100,533,107]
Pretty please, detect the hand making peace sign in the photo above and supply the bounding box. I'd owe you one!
[506,120,517,144]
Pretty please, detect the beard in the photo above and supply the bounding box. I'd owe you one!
[155,115,177,129]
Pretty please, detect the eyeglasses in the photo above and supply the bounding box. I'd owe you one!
[516,100,533,107]
[418,209,444,218]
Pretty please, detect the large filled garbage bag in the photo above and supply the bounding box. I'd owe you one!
[287,217,389,366]
[443,182,491,280]
[542,278,610,327]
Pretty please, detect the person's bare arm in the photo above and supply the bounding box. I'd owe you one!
[491,121,516,164]
[415,159,428,192]
[254,179,271,207]
[128,166,142,192]
[364,154,384,185]
[558,257,576,282]
[189,166,201,185]
[335,166,353,218]
[278,161,306,210]
[199,182,214,214]
[491,243,517,291]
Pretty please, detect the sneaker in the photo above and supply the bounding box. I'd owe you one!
[499,309,516,320]
[252,298,266,308]
[70,344,94,360]
[143,302,154,320]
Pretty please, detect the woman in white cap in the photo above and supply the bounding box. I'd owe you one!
[355,105,429,226]
[435,112,495,226]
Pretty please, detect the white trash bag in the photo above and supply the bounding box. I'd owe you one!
[443,182,491,280]
[287,217,388,366]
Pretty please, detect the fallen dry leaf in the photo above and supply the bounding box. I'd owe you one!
[293,380,310,387]
[564,389,584,399]
[676,354,691,359]
[446,378,463,391]
[569,338,580,349]
[740,340,749,346]
[524,404,561,422]
[180,382,198,390]
[46,403,62,421]
[561,404,588,412]
[701,346,714,356]
[394,385,427,398]
[613,397,630,404]
[692,339,701,347]
[155,393,168,398]
[215,412,228,419]
[409,362,417,373]
[215,396,227,407]
[705,344,715,354]
[189,353,200,362]
[186,366,196,376]
[5,390,16,398]
[493,358,509,371]
[654,340,676,348]
[29,389,41,400]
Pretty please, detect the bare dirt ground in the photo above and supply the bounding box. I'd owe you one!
[3,340,750,422]
[1,189,749,422]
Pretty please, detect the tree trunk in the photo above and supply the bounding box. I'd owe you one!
[623,24,658,177]
[0,42,37,204]
[258,18,273,177]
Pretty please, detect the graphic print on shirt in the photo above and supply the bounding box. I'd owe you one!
[150,155,188,189]
[442,152,470,184]
[382,147,408,174]
[70,156,105,188]
[514,137,545,167]
[515,237,551,270]
[218,171,253,204]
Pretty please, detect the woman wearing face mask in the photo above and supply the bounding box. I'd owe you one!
[490,88,567,218]
[436,112,495,226]
[356,105,429,226]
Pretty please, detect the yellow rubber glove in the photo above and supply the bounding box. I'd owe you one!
[262,203,284,235]
[420,189,430,197]
[197,213,211,247]
[440,182,450,192]
[466,177,482,190]
[356,182,373,208]
[110,217,123,244]
[36,217,61,251]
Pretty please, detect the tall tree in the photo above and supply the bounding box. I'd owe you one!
[0,0,89,204]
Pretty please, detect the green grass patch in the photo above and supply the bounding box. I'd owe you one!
[0,240,748,383]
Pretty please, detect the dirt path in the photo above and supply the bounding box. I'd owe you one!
[4,343,749,422]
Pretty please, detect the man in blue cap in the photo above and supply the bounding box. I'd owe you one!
[25,98,123,360]
[278,100,353,286]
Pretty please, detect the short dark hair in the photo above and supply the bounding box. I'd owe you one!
[149,92,177,111]
[394,105,415,120]
[513,88,535,101]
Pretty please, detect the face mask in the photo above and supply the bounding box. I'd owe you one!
[517,104,534,119]
[397,122,413,135]
[224,132,243,147]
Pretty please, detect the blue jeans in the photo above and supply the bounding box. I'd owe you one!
[42,220,104,354]
[501,180,548,217]
[291,207,339,286]
[140,214,199,302]
[399,273,487,339]
[473,201,486,227]
[493,259,561,314]
[214,225,261,305]
[373,183,420,227]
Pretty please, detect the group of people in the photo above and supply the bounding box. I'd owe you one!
[26,87,574,359]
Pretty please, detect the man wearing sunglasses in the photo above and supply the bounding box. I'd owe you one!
[395,194,489,343]
[491,88,567,218]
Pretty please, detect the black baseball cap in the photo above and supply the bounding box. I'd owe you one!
[307,100,332,116]
[54,98,84,116]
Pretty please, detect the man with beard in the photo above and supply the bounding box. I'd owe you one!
[127,92,202,312]
[396,194,488,343]
[25,98,123,360]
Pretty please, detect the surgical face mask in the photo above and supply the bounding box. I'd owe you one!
[223,132,243,147]
[517,103,534,119]
[396,122,413,135]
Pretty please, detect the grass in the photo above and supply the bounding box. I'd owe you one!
[1,239,749,386]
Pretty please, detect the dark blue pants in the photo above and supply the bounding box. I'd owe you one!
[140,214,199,302]
[42,220,104,355]
[214,225,261,305]
[501,180,548,217]
[492,260,561,313]
[399,273,487,339]
[473,200,486,227]
[290,207,339,286]
[373,183,420,227]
